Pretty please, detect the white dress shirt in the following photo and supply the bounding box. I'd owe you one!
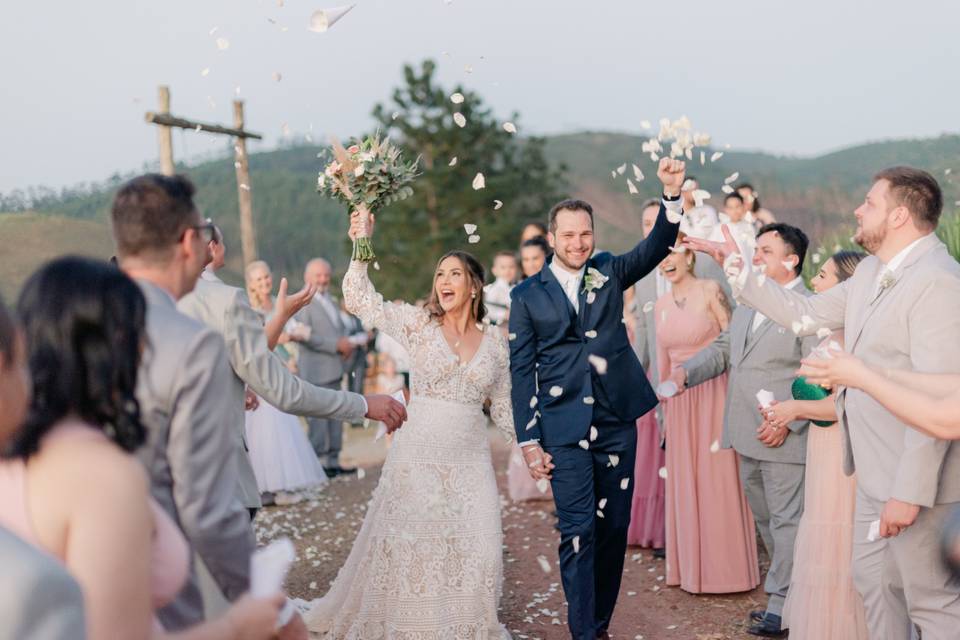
[550,262,586,313]
[873,234,933,298]
[752,275,804,332]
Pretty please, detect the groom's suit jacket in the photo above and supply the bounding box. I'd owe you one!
[509,202,680,446]
[178,272,368,507]
[682,284,818,464]
[735,233,960,507]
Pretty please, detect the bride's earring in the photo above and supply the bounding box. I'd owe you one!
[471,290,477,299]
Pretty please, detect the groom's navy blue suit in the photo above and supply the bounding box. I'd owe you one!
[509,201,680,639]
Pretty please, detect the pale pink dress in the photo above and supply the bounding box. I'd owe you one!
[656,297,760,594]
[627,407,665,548]
[0,420,190,631]
[782,336,868,639]
[507,442,553,502]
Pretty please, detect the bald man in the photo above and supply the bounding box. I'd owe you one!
[293,258,357,475]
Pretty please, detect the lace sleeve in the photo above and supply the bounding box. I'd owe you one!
[342,261,424,351]
[488,330,515,444]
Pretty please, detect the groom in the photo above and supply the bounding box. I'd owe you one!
[509,158,686,639]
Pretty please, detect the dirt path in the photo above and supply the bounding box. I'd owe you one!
[255,427,769,639]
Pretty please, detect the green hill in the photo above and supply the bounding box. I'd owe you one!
[3,132,959,294]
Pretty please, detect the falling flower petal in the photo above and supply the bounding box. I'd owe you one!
[448,156,457,166]
[642,301,655,313]
[816,327,832,339]
[632,165,644,181]
[583,396,595,405]
[711,151,724,162]
[272,71,282,82]
[308,4,355,32]
[450,92,465,104]
[216,37,230,50]
[503,122,517,134]
[453,112,466,128]
[710,440,720,453]
[700,151,706,165]
[627,179,639,195]
[573,536,581,553]
[549,386,563,397]
[596,509,605,518]
[529,396,538,408]
[791,320,803,335]
[721,184,735,194]
[666,209,683,224]
[578,439,590,450]
[472,172,485,189]
[493,200,503,210]
[464,223,477,234]
[588,354,608,374]
[590,426,598,441]
[201,67,211,77]
[692,189,711,208]
[620,477,630,490]
[616,163,627,175]
[508,332,517,340]
[585,330,598,338]
[801,315,816,331]
[611,170,618,179]
[640,120,651,129]
[598,498,608,509]
[724,172,740,185]
[536,479,550,493]
[608,454,620,467]
[468,234,480,244]
[658,467,668,479]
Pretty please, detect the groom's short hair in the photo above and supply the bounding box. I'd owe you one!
[874,166,942,232]
[548,199,594,232]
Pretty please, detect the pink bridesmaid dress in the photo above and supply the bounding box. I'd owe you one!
[656,296,760,594]
[627,405,665,548]
[782,335,868,639]
[507,442,554,502]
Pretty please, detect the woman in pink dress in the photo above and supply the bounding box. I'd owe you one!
[760,250,869,640]
[656,242,760,594]
[0,258,282,640]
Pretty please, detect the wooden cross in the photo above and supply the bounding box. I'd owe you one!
[145,85,263,267]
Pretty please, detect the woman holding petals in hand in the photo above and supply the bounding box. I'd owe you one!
[304,210,516,638]
[761,250,869,640]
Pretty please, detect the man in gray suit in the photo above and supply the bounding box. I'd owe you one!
[295,257,358,474]
[111,174,305,638]
[0,527,86,640]
[690,167,960,640]
[672,223,817,637]
[179,234,405,510]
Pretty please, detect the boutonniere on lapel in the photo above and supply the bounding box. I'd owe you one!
[582,267,609,304]
[878,270,896,293]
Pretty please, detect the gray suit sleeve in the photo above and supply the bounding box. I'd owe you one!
[297,307,340,355]
[682,328,730,388]
[632,299,651,371]
[225,291,367,422]
[168,329,254,602]
[736,267,847,335]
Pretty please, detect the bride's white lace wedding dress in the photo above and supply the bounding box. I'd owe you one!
[304,261,514,639]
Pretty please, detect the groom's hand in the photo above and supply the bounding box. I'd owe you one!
[522,444,554,481]
[656,158,686,198]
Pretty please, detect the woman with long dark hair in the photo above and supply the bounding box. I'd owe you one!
[0,257,282,640]
[305,213,515,637]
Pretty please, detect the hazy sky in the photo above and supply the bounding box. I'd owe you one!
[1,0,957,193]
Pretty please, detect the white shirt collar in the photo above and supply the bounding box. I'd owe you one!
[785,275,804,290]
[883,234,933,273]
[549,260,585,287]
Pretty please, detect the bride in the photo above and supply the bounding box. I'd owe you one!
[304,211,516,638]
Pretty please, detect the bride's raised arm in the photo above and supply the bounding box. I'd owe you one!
[342,261,425,353]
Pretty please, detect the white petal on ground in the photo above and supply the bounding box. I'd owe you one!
[453,112,467,128]
[450,92,465,104]
[549,386,563,397]
[588,354,608,374]
[448,156,457,166]
[607,454,620,467]
[537,556,552,573]
[464,223,477,234]
[503,122,517,134]
[578,439,590,450]
[472,172,485,189]
[357,467,366,479]
[710,440,720,453]
[627,179,639,195]
[590,426,598,441]
[468,235,480,244]
[620,477,630,490]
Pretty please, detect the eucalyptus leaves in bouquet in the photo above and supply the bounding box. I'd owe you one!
[316,134,419,261]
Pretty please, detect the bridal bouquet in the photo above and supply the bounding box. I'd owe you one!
[316,133,419,262]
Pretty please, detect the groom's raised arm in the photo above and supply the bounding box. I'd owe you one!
[508,292,541,443]
[611,158,686,288]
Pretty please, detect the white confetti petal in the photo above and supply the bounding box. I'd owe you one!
[596,509,605,518]
[468,234,480,244]
[537,555,552,573]
[493,199,503,210]
[711,151,724,162]
[801,315,816,331]
[700,151,706,165]
[503,122,517,134]
[454,112,467,128]
[721,184,735,194]
[448,156,457,166]
[588,354,608,374]
[308,5,354,32]
[585,330,598,338]
[640,120,651,129]
[529,396,538,408]
[586,291,597,304]
[272,71,282,82]
[598,498,608,510]
[756,274,767,287]
[658,466,668,479]
[724,171,740,185]
[536,478,550,494]
[549,386,563,397]
[572,536,581,553]
[692,189,711,208]
[200,67,211,77]
[608,454,620,467]
[464,223,477,234]
[357,467,366,479]
[620,477,630,490]
[589,426,598,441]
[525,414,537,430]
[508,332,517,340]
[471,173,485,190]
[631,165,644,182]
[611,170,618,179]
[616,163,627,175]
[642,301,655,313]
[216,37,230,50]
[666,209,683,224]
[583,396,595,405]
[450,92,465,104]
[627,179,639,195]
[391,111,400,120]
[816,327,832,339]
[710,440,720,453]
[791,320,803,335]
[578,439,590,450]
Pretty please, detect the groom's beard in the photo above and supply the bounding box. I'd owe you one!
[854,223,886,255]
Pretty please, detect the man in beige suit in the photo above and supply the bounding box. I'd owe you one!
[687,166,960,640]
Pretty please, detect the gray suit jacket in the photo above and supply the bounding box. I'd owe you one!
[135,280,255,630]
[632,253,733,388]
[683,283,818,464]
[296,293,349,386]
[178,274,367,507]
[0,527,86,640]
[736,234,960,506]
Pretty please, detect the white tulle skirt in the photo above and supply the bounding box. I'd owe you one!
[304,395,509,639]
[244,398,328,494]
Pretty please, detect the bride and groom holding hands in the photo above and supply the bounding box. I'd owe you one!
[304,158,687,639]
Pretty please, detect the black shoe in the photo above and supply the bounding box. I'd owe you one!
[746,613,787,637]
[652,547,666,559]
[749,609,766,623]
[323,467,339,478]
[336,465,357,475]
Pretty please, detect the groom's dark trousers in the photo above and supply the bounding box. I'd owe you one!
[509,199,680,639]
